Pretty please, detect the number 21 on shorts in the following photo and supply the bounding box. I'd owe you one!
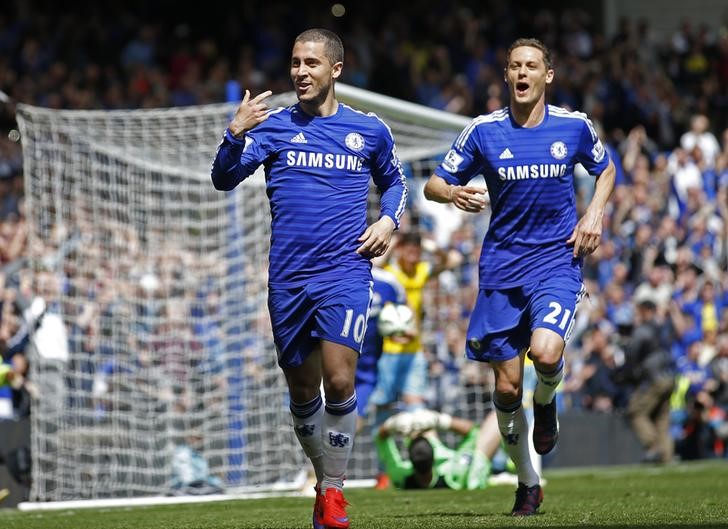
[543,301,572,331]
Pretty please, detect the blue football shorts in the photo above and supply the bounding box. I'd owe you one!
[466,271,586,363]
[268,278,373,369]
[354,334,382,416]
[354,378,376,417]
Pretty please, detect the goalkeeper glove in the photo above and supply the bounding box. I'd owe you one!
[410,409,452,432]
[382,411,416,436]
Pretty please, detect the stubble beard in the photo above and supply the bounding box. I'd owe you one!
[298,79,332,109]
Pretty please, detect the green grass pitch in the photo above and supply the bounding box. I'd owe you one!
[2,460,726,529]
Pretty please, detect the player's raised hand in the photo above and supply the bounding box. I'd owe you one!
[450,185,487,213]
[229,90,273,137]
[567,206,604,257]
[356,215,396,258]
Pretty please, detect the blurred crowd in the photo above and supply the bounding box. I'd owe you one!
[1,1,727,143]
[1,0,728,470]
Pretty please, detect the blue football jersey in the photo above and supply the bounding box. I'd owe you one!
[435,105,610,289]
[212,102,408,287]
[357,267,407,383]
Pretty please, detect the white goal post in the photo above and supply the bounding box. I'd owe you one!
[15,84,487,504]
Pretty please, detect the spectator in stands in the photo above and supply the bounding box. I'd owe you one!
[564,325,622,412]
[633,263,674,318]
[669,148,703,209]
[680,114,721,168]
[705,336,728,456]
[675,336,719,459]
[621,299,676,463]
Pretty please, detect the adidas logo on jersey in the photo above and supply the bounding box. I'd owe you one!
[499,148,514,159]
[290,132,307,144]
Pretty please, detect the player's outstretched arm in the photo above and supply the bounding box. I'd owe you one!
[567,159,616,257]
[423,174,487,213]
[446,415,476,436]
[228,90,272,137]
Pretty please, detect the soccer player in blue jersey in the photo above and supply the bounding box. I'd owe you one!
[211,28,407,529]
[424,38,615,516]
[355,266,407,423]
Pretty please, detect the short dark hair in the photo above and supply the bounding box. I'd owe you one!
[637,299,657,312]
[507,38,553,70]
[294,28,344,66]
[397,232,421,247]
[408,436,434,474]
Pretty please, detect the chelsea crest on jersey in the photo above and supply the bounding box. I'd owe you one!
[434,104,610,288]
[211,102,408,288]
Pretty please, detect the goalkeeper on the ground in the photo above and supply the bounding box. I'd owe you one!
[375,408,502,490]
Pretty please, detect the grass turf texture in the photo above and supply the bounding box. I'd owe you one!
[2,461,726,529]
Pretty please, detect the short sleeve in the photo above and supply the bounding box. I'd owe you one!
[434,121,484,185]
[575,116,610,175]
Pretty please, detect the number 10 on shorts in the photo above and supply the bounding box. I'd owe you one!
[341,308,366,343]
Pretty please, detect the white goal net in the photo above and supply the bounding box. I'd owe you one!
[15,84,487,502]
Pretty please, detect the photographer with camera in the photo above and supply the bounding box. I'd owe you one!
[622,298,676,464]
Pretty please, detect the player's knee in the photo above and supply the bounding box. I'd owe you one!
[284,372,321,402]
[494,380,522,403]
[323,373,354,401]
[287,383,321,404]
[528,344,563,369]
[529,329,565,368]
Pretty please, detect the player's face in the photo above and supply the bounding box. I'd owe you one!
[290,40,342,106]
[505,46,553,107]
